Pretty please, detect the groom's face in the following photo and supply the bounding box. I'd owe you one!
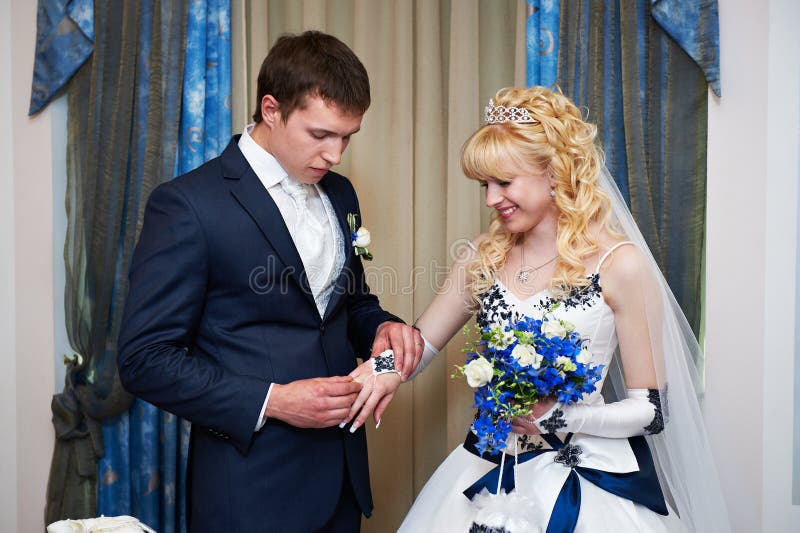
[269,94,363,184]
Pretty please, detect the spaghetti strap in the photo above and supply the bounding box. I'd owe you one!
[466,240,478,252]
[594,241,636,274]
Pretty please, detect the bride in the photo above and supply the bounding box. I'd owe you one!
[345,86,730,532]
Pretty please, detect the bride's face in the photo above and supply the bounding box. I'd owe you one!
[482,153,557,234]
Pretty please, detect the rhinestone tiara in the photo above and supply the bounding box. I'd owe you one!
[484,99,539,124]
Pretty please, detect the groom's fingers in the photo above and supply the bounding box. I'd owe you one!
[370,336,388,357]
[319,379,362,398]
[382,323,413,379]
[317,388,362,427]
[371,322,423,380]
[400,325,415,380]
[401,327,424,379]
[326,376,358,383]
[370,322,391,357]
[342,379,373,426]
[386,325,405,373]
[268,378,362,428]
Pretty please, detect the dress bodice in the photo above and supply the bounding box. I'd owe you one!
[477,273,617,407]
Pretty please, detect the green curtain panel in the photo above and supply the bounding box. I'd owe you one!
[44,0,187,524]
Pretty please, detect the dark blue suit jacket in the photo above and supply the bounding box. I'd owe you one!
[118,137,400,532]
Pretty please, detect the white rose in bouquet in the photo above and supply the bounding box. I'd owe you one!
[576,347,592,364]
[541,320,568,338]
[555,355,577,373]
[511,344,543,369]
[464,357,494,388]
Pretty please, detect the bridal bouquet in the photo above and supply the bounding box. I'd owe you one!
[455,307,604,456]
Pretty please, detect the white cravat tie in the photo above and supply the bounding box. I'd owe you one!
[279,177,327,290]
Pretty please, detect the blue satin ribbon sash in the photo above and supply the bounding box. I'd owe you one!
[462,432,668,533]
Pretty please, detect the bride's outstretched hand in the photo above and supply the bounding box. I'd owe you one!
[340,359,402,432]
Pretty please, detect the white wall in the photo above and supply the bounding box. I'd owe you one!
[6,0,58,531]
[0,0,19,530]
[706,0,800,531]
[762,0,800,530]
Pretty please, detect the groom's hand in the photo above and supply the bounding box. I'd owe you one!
[372,321,423,381]
[266,377,362,428]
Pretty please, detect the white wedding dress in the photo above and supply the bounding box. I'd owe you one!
[400,249,688,533]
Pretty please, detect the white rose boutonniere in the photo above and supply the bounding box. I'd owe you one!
[347,213,373,261]
[353,227,371,247]
[464,357,495,388]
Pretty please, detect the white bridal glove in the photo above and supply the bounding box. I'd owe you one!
[534,388,665,438]
[407,335,439,380]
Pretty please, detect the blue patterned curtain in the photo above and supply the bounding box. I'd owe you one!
[28,0,93,115]
[650,0,720,97]
[178,0,232,173]
[525,0,559,87]
[98,2,231,532]
[526,0,719,343]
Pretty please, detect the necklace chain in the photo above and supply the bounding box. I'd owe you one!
[517,244,558,284]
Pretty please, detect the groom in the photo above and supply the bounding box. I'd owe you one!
[118,31,421,532]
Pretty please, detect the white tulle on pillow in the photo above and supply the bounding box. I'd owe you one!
[47,515,155,533]
[468,488,546,533]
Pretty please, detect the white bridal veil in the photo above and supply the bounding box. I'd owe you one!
[598,166,731,533]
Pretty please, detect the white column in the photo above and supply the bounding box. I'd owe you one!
[0,0,18,529]
[705,1,768,532]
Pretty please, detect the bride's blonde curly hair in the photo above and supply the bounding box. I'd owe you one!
[462,86,617,307]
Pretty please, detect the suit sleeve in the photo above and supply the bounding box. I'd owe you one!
[117,182,266,454]
[344,187,403,357]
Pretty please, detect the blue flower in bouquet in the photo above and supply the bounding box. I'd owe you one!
[557,381,582,404]
[454,308,604,456]
[472,411,514,456]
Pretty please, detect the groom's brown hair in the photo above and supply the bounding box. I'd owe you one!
[252,30,371,123]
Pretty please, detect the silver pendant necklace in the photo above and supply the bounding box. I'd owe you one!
[517,244,558,284]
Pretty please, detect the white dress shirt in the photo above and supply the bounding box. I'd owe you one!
[238,124,345,430]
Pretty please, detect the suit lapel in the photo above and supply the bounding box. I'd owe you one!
[220,137,316,310]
